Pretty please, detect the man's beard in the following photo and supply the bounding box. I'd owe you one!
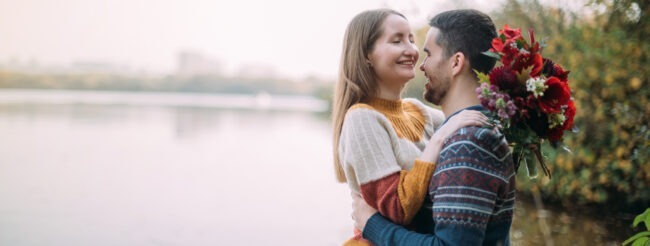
[423,77,449,105]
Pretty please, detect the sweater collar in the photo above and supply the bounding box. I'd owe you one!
[368,98,403,115]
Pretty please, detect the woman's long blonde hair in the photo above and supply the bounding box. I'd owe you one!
[332,9,406,183]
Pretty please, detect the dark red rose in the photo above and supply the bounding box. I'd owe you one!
[489,66,520,92]
[538,77,570,114]
[545,100,576,142]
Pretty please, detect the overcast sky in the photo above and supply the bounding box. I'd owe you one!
[1,0,507,79]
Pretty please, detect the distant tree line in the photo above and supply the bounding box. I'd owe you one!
[0,71,334,100]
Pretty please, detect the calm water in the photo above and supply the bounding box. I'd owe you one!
[0,90,629,245]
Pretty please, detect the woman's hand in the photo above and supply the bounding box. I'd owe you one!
[420,110,490,162]
[351,192,377,231]
[434,110,490,141]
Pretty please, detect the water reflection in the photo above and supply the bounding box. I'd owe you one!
[0,103,351,245]
[0,94,633,245]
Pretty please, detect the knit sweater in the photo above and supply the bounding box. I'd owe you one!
[339,98,445,245]
[362,106,516,246]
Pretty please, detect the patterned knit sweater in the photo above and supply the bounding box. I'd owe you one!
[339,98,445,245]
[362,106,516,246]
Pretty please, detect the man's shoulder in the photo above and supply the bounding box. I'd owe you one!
[440,126,513,167]
[446,126,507,146]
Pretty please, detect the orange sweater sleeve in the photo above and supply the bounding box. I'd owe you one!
[359,159,435,225]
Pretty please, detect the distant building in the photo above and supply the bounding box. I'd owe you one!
[236,63,278,79]
[70,61,130,74]
[0,57,132,75]
[176,51,223,77]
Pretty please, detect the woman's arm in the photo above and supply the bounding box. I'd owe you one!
[342,108,489,225]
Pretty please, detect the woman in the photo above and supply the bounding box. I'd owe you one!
[332,9,489,245]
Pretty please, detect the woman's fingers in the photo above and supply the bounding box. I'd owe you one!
[455,110,491,127]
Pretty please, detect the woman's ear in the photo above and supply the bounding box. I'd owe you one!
[366,54,374,67]
[450,52,466,77]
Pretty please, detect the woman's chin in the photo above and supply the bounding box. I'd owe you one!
[401,73,416,82]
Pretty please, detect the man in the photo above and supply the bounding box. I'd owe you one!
[351,9,516,245]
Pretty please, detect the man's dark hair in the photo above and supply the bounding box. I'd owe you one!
[429,9,497,74]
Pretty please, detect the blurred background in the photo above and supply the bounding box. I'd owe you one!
[0,0,647,245]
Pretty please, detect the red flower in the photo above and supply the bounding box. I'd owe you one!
[491,38,505,53]
[542,59,555,77]
[552,64,570,82]
[547,101,575,142]
[542,59,569,82]
[538,77,570,114]
[563,100,576,130]
[489,66,519,92]
[500,24,522,41]
[512,52,543,76]
[500,44,519,67]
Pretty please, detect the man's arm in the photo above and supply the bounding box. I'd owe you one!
[354,127,514,246]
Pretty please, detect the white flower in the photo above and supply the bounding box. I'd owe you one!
[548,112,567,129]
[526,77,548,98]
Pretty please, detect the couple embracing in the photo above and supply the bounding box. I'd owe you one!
[333,9,516,246]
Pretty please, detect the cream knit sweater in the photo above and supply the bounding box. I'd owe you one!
[338,98,445,192]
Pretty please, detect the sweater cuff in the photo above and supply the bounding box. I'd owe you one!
[362,212,390,242]
[414,158,435,166]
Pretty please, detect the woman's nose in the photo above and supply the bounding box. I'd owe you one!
[404,43,418,56]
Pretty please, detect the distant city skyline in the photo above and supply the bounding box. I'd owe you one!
[1,0,586,80]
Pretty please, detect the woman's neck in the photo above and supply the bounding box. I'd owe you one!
[376,81,404,101]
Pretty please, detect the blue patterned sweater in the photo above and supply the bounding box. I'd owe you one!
[363,106,516,245]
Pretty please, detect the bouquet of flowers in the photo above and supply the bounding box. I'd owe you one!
[476,25,576,178]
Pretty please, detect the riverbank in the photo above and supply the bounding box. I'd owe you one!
[511,191,639,245]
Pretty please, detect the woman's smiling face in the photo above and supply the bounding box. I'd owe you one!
[367,14,419,86]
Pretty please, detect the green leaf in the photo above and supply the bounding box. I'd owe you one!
[631,236,649,246]
[623,232,650,246]
[633,208,650,230]
[474,69,490,83]
[516,38,527,49]
[482,51,501,60]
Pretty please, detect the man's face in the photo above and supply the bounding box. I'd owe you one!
[420,27,451,105]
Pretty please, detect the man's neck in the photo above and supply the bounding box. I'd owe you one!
[440,77,481,117]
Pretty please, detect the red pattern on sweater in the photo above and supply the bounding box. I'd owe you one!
[360,172,404,224]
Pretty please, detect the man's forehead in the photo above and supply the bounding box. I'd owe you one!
[424,28,440,48]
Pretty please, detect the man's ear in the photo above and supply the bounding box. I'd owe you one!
[450,52,467,77]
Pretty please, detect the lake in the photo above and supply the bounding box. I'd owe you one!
[0,89,629,245]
